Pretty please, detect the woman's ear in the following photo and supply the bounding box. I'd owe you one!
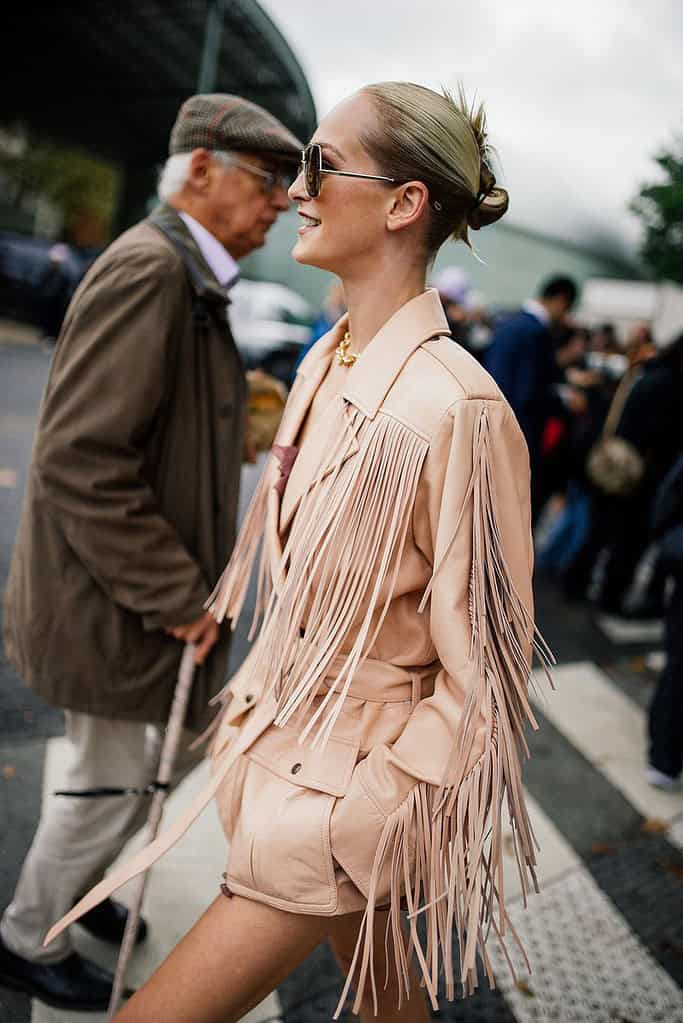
[386,181,429,233]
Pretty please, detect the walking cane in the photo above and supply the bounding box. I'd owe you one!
[106,642,197,1019]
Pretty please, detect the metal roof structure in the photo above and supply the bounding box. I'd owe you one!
[2,1,316,222]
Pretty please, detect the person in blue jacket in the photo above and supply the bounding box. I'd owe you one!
[485,275,578,518]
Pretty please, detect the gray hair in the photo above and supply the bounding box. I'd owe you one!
[157,150,234,201]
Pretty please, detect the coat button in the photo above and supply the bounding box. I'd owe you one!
[291,762,302,775]
[245,694,254,704]
[218,401,233,418]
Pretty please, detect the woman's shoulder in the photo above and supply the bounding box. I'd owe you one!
[383,334,506,439]
[419,335,504,401]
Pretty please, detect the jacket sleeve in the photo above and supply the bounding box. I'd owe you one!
[33,244,211,631]
[330,397,550,1011]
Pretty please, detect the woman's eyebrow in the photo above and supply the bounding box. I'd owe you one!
[320,142,345,162]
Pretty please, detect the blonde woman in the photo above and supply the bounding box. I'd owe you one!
[47,82,551,1023]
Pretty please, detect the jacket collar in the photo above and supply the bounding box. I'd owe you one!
[272,289,450,538]
[326,289,450,419]
[147,203,233,308]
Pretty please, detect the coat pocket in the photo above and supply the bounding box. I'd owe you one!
[226,726,360,914]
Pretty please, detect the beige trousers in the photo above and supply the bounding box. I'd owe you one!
[0,711,202,963]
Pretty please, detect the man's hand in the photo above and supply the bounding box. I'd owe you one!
[165,611,219,664]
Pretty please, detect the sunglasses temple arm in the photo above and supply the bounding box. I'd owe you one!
[321,169,397,183]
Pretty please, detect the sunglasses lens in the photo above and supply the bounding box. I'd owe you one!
[303,146,320,197]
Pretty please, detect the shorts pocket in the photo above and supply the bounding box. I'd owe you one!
[226,726,360,914]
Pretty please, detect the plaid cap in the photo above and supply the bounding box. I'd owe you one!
[170,93,303,164]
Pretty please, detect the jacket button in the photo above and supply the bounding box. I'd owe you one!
[291,762,302,775]
[218,401,233,418]
[245,694,253,704]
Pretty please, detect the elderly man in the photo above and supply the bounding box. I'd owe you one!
[0,94,301,1011]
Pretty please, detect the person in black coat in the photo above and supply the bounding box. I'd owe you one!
[485,275,578,519]
[647,446,683,788]
[595,335,683,614]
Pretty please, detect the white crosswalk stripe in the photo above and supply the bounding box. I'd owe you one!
[532,661,683,823]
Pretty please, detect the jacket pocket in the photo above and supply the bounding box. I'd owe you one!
[226,726,360,914]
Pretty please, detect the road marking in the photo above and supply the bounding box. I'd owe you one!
[532,661,683,823]
[489,863,683,1022]
[0,468,18,488]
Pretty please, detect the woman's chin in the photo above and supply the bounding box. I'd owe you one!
[291,236,328,269]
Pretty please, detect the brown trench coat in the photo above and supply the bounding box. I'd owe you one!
[48,290,552,1014]
[3,205,246,733]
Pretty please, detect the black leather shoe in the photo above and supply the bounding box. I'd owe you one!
[77,897,148,945]
[0,935,134,1010]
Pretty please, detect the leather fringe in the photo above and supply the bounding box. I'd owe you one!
[335,407,554,1016]
[207,450,277,639]
[210,397,430,751]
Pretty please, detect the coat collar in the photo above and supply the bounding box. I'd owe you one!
[148,203,233,308]
[271,289,450,538]
[337,288,450,419]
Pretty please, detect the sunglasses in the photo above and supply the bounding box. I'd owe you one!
[299,143,398,199]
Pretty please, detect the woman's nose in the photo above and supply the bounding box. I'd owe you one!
[288,167,307,202]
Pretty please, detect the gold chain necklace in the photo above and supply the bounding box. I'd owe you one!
[335,331,359,367]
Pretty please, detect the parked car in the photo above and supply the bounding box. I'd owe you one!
[229,279,314,385]
[0,232,99,338]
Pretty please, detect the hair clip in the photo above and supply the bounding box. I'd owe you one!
[433,200,443,212]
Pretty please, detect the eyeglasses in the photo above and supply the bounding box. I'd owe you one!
[216,154,294,196]
[299,143,398,199]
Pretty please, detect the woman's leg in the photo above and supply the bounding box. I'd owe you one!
[113,893,331,1023]
[329,911,430,1023]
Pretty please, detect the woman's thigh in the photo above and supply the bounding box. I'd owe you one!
[114,893,332,1023]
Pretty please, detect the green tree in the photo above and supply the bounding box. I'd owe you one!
[0,130,119,241]
[631,140,683,284]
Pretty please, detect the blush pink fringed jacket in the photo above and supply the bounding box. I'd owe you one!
[47,289,552,1015]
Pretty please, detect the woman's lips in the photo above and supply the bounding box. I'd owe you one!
[297,211,321,236]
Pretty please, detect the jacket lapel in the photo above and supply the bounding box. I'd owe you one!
[277,290,449,537]
[268,290,450,558]
[264,319,346,565]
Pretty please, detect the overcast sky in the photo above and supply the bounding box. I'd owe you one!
[262,0,682,260]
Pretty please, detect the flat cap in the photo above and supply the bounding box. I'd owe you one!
[170,93,303,164]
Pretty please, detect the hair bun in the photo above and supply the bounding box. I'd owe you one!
[467,161,509,231]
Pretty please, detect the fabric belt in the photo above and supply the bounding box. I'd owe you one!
[320,654,437,708]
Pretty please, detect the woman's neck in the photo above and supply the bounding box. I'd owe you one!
[341,259,427,354]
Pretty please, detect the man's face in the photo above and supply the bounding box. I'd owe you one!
[188,150,291,258]
[546,295,573,325]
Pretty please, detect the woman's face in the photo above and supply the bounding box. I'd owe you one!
[288,92,397,275]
